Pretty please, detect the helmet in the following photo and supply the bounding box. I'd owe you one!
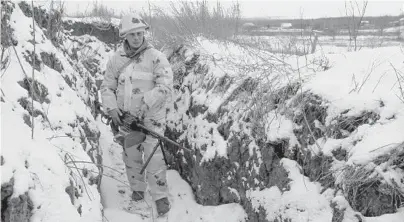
[119,13,149,38]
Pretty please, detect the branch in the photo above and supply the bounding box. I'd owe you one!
[64,153,94,201]
[64,160,125,175]
[390,62,404,102]
[31,0,36,139]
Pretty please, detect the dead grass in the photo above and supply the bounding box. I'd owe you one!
[326,110,380,139]
[340,148,404,216]
[373,142,404,170]
[294,149,336,191]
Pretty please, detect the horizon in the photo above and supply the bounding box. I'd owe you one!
[61,0,404,20]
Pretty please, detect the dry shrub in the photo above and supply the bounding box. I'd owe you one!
[1,1,16,48]
[330,201,345,222]
[287,92,328,148]
[143,0,241,49]
[340,153,404,216]
[66,1,119,33]
[40,51,64,73]
[71,1,117,19]
[18,1,64,46]
[18,97,45,118]
[168,45,204,89]
[302,151,335,191]
[1,1,15,73]
[373,142,404,170]
[326,110,380,139]
[17,77,50,104]
[233,33,324,57]
[390,62,404,104]
[247,83,300,140]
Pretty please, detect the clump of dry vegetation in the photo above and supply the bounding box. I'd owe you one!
[339,144,404,216]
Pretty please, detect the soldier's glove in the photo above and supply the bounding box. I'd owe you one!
[112,112,133,147]
[135,97,150,120]
[108,108,123,126]
[112,124,125,147]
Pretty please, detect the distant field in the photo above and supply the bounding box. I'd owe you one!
[237,34,403,55]
[247,27,403,37]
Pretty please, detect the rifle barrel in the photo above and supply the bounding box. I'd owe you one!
[137,124,193,153]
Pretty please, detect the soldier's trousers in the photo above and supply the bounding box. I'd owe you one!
[122,119,168,201]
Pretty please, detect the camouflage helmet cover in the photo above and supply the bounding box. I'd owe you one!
[119,13,149,38]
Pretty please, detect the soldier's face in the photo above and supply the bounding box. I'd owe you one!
[126,31,144,48]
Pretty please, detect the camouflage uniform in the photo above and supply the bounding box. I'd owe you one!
[101,40,173,201]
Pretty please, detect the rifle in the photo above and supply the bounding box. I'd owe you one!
[100,110,193,174]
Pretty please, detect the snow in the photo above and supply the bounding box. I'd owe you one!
[1,4,102,222]
[247,159,333,222]
[265,111,298,146]
[304,46,404,164]
[63,16,121,27]
[178,115,228,161]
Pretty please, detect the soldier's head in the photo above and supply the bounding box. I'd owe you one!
[119,13,149,48]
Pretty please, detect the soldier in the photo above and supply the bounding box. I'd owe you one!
[100,13,173,216]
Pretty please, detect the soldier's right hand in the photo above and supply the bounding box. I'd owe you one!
[109,108,123,126]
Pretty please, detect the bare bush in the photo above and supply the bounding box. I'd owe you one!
[345,0,368,51]
[69,0,117,19]
[141,0,241,49]
[1,1,15,74]
[47,0,64,46]
[66,0,118,30]
[390,62,404,103]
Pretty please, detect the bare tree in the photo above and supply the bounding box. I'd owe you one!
[345,0,368,51]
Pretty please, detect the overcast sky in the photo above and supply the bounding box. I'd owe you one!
[63,0,404,19]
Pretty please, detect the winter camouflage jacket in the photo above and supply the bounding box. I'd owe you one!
[100,41,173,121]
